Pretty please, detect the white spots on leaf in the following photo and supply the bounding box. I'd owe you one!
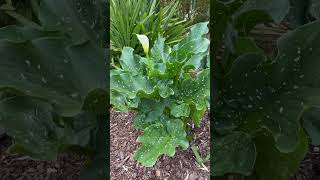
[65,17,71,23]
[279,106,283,113]
[90,20,96,29]
[26,60,31,66]
[293,56,300,62]
[297,47,301,54]
[41,77,47,84]
[71,92,79,98]
[20,73,26,80]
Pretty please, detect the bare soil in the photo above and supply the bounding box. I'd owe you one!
[110,110,210,180]
[0,136,84,180]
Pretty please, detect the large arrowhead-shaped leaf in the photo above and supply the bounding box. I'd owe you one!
[212,132,256,176]
[110,71,154,111]
[133,118,189,167]
[254,129,308,180]
[180,69,210,111]
[234,0,290,24]
[118,47,143,75]
[38,0,108,47]
[170,103,190,118]
[173,22,209,57]
[150,36,171,63]
[133,99,166,129]
[0,96,63,160]
[0,37,107,116]
[0,96,98,160]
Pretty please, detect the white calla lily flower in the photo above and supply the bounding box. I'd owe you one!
[136,34,149,54]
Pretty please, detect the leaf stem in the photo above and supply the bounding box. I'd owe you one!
[146,52,152,77]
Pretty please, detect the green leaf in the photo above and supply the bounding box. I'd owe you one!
[134,118,189,167]
[234,0,290,24]
[213,20,320,177]
[110,71,155,111]
[287,0,310,28]
[150,36,171,63]
[157,80,174,98]
[170,103,190,118]
[0,25,61,42]
[173,22,209,56]
[133,99,166,129]
[310,0,320,19]
[119,47,142,75]
[180,69,210,111]
[38,0,107,47]
[303,107,320,145]
[0,38,107,116]
[79,115,108,180]
[0,96,98,160]
[190,104,206,127]
[0,96,62,160]
[212,132,256,176]
[254,128,308,180]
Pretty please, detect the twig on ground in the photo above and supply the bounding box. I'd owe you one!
[117,155,130,168]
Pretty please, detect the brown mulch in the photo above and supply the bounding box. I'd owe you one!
[110,110,210,180]
[0,136,85,180]
[290,145,320,180]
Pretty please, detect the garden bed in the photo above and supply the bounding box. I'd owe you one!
[0,136,84,180]
[110,110,210,180]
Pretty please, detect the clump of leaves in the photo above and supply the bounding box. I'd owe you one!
[0,0,108,179]
[212,0,320,179]
[111,22,210,166]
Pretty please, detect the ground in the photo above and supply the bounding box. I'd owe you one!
[0,137,84,180]
[110,110,210,180]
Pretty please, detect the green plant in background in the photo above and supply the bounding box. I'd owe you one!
[161,0,209,23]
[111,22,210,166]
[0,0,36,27]
[110,0,189,56]
[0,0,108,179]
[212,0,320,179]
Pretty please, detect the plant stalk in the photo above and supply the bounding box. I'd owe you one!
[146,52,152,77]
